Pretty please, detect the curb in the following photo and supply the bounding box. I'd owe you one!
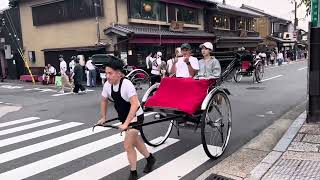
[246,111,306,180]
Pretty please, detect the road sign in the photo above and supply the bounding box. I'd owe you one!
[311,0,320,27]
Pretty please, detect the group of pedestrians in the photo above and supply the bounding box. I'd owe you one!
[42,55,89,94]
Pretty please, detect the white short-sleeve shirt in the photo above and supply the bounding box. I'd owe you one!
[101,79,143,116]
[175,56,199,77]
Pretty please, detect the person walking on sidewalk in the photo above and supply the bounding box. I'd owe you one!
[86,57,97,87]
[97,59,155,180]
[72,58,87,94]
[58,56,73,94]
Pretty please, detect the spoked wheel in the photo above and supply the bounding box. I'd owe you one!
[128,70,150,91]
[233,67,242,83]
[254,62,264,83]
[201,91,232,159]
[140,85,173,147]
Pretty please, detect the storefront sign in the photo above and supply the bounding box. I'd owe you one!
[311,0,320,27]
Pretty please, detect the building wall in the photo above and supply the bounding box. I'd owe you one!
[255,17,271,38]
[19,0,117,68]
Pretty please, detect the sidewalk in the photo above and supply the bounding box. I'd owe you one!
[197,101,314,180]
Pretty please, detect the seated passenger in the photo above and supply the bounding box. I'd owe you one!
[171,43,199,78]
[197,42,221,79]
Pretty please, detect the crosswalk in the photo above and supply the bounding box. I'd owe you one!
[0,84,95,97]
[0,116,214,180]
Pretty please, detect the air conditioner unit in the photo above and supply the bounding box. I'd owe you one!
[283,32,293,40]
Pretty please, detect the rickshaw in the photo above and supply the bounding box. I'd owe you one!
[92,54,150,90]
[233,53,264,83]
[93,53,241,159]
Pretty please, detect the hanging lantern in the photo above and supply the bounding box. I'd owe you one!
[144,3,152,12]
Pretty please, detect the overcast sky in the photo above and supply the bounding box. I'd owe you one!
[0,0,310,30]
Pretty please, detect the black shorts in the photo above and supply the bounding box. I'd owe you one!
[125,114,144,131]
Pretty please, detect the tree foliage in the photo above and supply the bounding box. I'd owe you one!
[297,0,311,16]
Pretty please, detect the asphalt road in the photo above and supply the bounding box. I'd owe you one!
[0,60,307,180]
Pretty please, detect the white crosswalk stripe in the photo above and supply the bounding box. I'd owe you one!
[0,116,213,180]
[0,122,83,148]
[60,137,180,180]
[0,119,60,136]
[139,145,211,180]
[0,117,40,128]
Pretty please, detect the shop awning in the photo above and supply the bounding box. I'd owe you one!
[267,36,296,43]
[216,36,263,48]
[42,45,107,52]
[104,24,215,44]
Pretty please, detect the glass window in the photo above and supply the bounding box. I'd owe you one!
[236,17,245,30]
[245,18,254,31]
[32,0,104,26]
[129,0,166,21]
[213,15,230,29]
[176,6,198,24]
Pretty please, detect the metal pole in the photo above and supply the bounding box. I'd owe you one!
[293,0,297,61]
[307,26,320,123]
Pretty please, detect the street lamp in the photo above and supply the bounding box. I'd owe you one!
[307,0,320,123]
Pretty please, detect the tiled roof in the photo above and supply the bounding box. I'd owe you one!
[105,24,215,37]
[217,3,262,17]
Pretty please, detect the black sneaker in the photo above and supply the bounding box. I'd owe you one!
[143,154,156,173]
[128,171,137,180]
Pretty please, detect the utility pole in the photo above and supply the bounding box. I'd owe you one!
[94,0,101,44]
[293,0,297,61]
[307,0,320,123]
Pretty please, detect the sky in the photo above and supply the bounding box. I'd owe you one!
[0,0,310,30]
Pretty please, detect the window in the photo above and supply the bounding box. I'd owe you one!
[236,17,245,30]
[245,18,254,31]
[32,0,104,26]
[129,0,166,21]
[213,15,230,29]
[176,6,198,24]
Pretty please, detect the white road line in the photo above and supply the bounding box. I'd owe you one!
[51,92,73,97]
[298,67,307,71]
[261,75,283,82]
[139,145,211,180]
[0,117,40,128]
[60,137,179,180]
[0,126,125,179]
[0,119,60,136]
[0,124,115,164]
[0,122,83,148]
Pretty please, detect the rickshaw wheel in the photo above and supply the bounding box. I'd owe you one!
[201,90,232,159]
[140,86,173,147]
[128,70,151,91]
[254,62,264,83]
[233,67,242,83]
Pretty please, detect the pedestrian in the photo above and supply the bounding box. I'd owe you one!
[270,51,276,66]
[277,51,284,66]
[97,58,155,180]
[42,65,50,85]
[171,43,199,77]
[69,56,76,74]
[47,64,56,84]
[166,47,182,77]
[58,56,73,93]
[86,57,97,87]
[197,42,221,78]
[72,58,87,94]
[147,52,162,85]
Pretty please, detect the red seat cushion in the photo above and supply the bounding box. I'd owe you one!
[241,61,251,71]
[20,75,39,81]
[145,77,215,115]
